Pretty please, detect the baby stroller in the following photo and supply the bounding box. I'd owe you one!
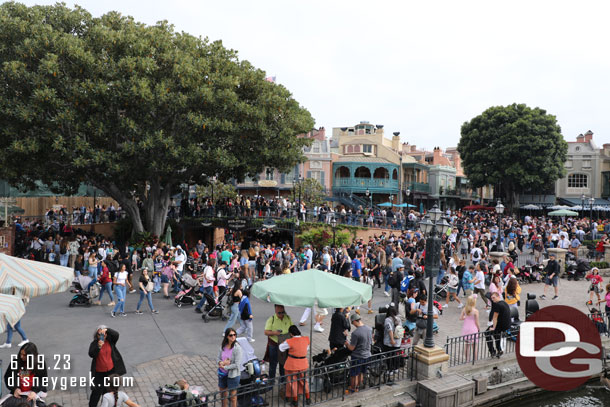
[201,288,229,322]
[433,276,449,301]
[587,303,608,335]
[69,275,99,307]
[175,274,201,307]
[312,347,351,393]
[236,337,270,406]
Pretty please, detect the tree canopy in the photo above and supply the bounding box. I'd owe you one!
[457,103,567,209]
[0,2,314,235]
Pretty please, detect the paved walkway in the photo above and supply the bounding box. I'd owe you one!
[0,272,599,406]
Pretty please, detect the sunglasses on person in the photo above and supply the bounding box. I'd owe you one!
[277,311,285,315]
[227,333,236,337]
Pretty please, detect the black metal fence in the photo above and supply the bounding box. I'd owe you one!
[444,327,520,367]
[156,348,416,407]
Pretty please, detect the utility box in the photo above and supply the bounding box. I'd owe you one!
[417,374,475,407]
[473,375,487,395]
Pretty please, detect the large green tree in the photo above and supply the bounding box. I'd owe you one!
[0,2,313,235]
[457,103,567,210]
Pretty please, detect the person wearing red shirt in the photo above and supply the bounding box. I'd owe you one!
[88,326,126,407]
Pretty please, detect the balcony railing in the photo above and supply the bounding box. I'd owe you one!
[408,182,430,193]
[334,177,398,190]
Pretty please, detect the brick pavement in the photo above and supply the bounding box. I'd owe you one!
[42,277,598,407]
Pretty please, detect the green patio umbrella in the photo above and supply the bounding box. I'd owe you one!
[251,269,373,367]
[548,209,579,217]
[251,268,372,308]
[163,224,173,246]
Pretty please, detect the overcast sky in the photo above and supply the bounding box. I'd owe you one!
[20,0,610,149]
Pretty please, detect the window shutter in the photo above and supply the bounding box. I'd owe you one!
[281,173,285,184]
[320,171,325,186]
[307,171,312,179]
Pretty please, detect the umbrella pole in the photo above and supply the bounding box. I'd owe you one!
[309,305,314,372]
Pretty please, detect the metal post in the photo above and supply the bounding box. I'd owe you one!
[424,228,440,348]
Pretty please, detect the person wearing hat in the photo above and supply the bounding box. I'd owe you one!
[344,313,372,394]
[540,253,560,300]
[586,267,603,305]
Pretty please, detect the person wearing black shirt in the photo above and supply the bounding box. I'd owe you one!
[486,292,511,357]
[328,308,351,350]
[368,252,381,289]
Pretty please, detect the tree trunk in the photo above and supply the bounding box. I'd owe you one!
[93,181,145,234]
[143,180,172,238]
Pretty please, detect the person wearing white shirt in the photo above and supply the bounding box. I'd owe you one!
[558,235,570,250]
[473,266,489,309]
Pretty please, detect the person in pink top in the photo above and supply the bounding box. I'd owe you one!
[460,295,480,362]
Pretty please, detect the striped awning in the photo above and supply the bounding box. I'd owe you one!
[0,294,26,333]
[0,254,74,298]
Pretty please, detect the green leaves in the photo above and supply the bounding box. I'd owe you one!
[458,103,567,204]
[0,2,314,234]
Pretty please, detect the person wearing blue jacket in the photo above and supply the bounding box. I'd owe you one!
[236,289,254,343]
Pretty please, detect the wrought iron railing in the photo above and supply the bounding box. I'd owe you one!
[444,327,520,367]
[156,348,415,407]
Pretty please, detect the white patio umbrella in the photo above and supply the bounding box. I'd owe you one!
[0,293,26,334]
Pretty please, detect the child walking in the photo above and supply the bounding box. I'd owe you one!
[586,267,603,305]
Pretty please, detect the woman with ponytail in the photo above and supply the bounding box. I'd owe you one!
[100,374,139,407]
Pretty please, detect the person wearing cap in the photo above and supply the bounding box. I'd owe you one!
[540,253,560,300]
[344,313,372,394]
[586,267,603,305]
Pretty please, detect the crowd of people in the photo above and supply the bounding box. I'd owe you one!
[3,205,610,406]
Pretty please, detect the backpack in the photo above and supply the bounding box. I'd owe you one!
[394,324,405,340]
[400,275,412,293]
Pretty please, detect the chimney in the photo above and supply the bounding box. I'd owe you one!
[584,130,593,143]
[576,134,585,143]
[392,131,400,151]
[411,145,417,152]
[603,143,610,156]
[433,147,442,165]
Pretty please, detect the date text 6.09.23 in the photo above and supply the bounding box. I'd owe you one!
[11,354,71,371]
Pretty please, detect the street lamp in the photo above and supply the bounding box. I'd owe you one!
[495,199,504,252]
[365,188,371,208]
[589,197,595,221]
[390,194,394,209]
[330,217,338,247]
[419,204,450,348]
[210,176,217,216]
[581,193,586,218]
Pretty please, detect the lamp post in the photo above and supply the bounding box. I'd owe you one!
[390,194,394,209]
[419,204,450,348]
[365,188,371,208]
[495,199,504,252]
[581,193,586,218]
[210,176,217,216]
[331,217,338,247]
[589,197,595,222]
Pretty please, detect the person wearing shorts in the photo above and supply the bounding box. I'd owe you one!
[218,328,242,407]
[540,253,559,300]
[344,313,372,394]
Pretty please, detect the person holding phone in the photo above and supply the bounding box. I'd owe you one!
[88,325,126,407]
[2,342,47,407]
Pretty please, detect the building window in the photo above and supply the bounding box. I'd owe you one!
[363,144,372,153]
[310,161,322,169]
[582,160,591,168]
[565,160,572,168]
[265,168,274,180]
[312,142,320,153]
[575,146,580,151]
[347,145,354,153]
[310,171,322,183]
[568,173,588,188]
[354,145,361,153]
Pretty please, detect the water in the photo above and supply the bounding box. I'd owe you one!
[503,386,610,407]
